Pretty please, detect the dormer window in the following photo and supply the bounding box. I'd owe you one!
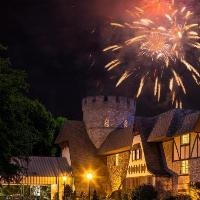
[132,143,142,161]
[124,120,128,128]
[181,134,190,145]
[104,118,110,127]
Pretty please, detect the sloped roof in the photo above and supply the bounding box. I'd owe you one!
[134,117,170,176]
[55,120,111,195]
[98,127,133,155]
[148,109,196,142]
[12,157,70,177]
[55,120,85,144]
[175,111,200,136]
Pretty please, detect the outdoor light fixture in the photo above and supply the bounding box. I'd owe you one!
[86,172,94,200]
[86,172,93,180]
[63,176,67,182]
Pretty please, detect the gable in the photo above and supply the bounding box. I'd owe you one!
[127,135,152,178]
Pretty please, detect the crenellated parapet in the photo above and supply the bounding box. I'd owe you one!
[82,96,136,148]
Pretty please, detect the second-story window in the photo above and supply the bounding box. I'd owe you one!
[104,118,110,127]
[115,154,119,166]
[181,134,190,145]
[132,146,142,161]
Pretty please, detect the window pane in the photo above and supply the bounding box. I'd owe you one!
[124,120,128,128]
[104,118,110,127]
[136,149,140,160]
[181,160,189,174]
[132,150,136,161]
[181,134,189,145]
[116,154,119,166]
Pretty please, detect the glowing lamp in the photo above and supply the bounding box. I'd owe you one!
[86,172,93,181]
[63,176,67,183]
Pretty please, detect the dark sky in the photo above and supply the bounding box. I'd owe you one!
[0,0,200,120]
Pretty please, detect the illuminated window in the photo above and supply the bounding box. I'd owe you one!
[104,118,110,127]
[132,150,136,161]
[136,149,141,160]
[180,160,189,174]
[115,154,119,166]
[181,134,190,145]
[124,120,128,128]
[132,149,142,161]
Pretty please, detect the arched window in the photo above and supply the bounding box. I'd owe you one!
[104,118,110,127]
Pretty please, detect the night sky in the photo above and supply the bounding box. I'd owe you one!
[1,0,200,120]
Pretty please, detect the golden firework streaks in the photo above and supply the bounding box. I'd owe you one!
[103,0,200,108]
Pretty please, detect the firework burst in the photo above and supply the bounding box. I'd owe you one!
[103,0,200,108]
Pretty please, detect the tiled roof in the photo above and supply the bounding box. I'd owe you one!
[98,127,133,155]
[175,111,200,136]
[148,109,197,142]
[12,157,70,177]
[55,120,85,144]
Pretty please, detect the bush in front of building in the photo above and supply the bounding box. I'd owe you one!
[110,190,122,200]
[131,184,157,200]
[92,190,99,200]
[164,194,192,200]
[190,182,200,200]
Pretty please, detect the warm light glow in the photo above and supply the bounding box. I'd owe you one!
[86,172,93,181]
[63,176,67,182]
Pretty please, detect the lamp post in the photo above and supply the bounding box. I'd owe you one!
[86,172,93,200]
[63,176,67,200]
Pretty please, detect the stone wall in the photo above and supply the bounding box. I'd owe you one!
[190,158,200,183]
[107,151,130,191]
[82,96,135,148]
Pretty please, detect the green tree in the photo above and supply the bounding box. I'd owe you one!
[0,47,64,181]
[51,116,66,156]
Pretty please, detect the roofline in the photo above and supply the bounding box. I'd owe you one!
[98,146,131,156]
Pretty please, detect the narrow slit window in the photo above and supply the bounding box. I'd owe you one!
[104,118,110,127]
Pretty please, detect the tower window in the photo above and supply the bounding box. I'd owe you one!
[180,160,189,174]
[181,134,190,145]
[104,118,110,127]
[124,120,128,128]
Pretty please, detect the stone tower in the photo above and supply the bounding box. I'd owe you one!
[82,96,136,148]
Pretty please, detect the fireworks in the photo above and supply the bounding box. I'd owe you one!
[103,0,200,108]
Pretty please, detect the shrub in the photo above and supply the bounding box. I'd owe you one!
[164,194,192,200]
[110,190,122,200]
[92,190,99,200]
[190,182,200,200]
[131,184,157,200]
[64,184,73,198]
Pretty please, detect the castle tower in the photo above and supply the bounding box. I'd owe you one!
[82,96,136,148]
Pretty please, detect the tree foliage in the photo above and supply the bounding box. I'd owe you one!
[0,48,66,181]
